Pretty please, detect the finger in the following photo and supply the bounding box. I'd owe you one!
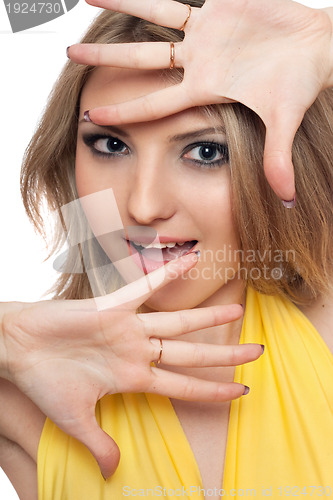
[150,340,264,367]
[78,251,199,311]
[138,304,243,338]
[69,417,120,479]
[149,367,249,401]
[68,42,175,70]
[263,108,304,203]
[85,0,195,30]
[86,84,200,125]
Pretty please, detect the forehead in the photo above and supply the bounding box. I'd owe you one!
[80,67,174,110]
[79,67,226,133]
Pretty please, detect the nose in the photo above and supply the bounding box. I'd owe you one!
[127,154,176,226]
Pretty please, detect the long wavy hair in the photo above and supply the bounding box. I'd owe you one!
[21,0,333,304]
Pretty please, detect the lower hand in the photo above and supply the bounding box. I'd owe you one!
[1,253,262,478]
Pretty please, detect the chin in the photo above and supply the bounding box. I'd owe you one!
[143,277,220,312]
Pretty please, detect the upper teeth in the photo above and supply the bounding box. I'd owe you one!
[132,241,185,249]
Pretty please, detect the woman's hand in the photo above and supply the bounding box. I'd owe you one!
[0,253,262,479]
[68,0,333,203]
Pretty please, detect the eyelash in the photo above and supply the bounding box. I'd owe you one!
[82,134,130,159]
[82,133,229,168]
[182,142,229,168]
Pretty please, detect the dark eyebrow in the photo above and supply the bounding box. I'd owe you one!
[78,121,226,141]
[169,127,226,143]
[78,120,130,138]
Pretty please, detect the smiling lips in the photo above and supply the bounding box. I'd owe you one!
[128,239,197,266]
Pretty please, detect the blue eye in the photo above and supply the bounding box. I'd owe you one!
[183,142,229,167]
[82,134,130,158]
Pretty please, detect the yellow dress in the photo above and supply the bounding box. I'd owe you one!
[38,288,333,499]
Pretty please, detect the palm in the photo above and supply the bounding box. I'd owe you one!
[2,255,262,478]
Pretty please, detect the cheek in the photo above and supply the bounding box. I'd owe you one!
[75,146,94,198]
[75,146,113,199]
[197,181,240,270]
[194,176,235,239]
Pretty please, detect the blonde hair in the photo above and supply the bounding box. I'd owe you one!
[21,0,333,304]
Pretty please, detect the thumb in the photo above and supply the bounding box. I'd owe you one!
[262,109,302,205]
[74,418,121,479]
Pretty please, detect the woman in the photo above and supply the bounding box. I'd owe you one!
[1,0,333,498]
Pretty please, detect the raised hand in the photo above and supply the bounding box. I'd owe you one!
[68,0,333,203]
[0,253,262,479]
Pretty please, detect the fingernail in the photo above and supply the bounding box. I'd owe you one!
[190,249,201,258]
[243,385,250,395]
[180,251,199,264]
[84,110,92,122]
[260,344,265,355]
[282,195,296,209]
[66,46,71,58]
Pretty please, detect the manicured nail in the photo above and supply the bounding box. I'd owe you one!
[191,250,201,258]
[282,195,296,209]
[84,110,92,122]
[66,46,71,58]
[243,385,250,395]
[180,251,199,263]
[260,344,265,355]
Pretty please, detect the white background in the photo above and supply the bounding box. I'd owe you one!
[0,0,331,497]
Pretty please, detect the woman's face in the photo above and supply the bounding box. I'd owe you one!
[76,67,243,311]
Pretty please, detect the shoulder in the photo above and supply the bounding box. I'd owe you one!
[0,433,39,500]
[0,378,46,498]
[0,378,46,461]
[298,291,333,354]
[0,378,45,463]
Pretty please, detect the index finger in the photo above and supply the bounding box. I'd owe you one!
[86,0,195,30]
[88,251,199,311]
[85,83,215,125]
[138,304,244,338]
[68,42,174,70]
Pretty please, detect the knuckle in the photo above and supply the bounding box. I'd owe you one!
[128,44,141,69]
[191,344,206,366]
[182,379,197,400]
[95,46,102,66]
[178,311,190,335]
[211,306,222,327]
[229,345,240,365]
[110,105,122,124]
[94,443,119,464]
[211,385,224,402]
[141,96,158,120]
[211,383,240,402]
[149,2,162,24]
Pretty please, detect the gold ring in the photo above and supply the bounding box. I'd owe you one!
[157,339,163,364]
[179,4,191,31]
[169,42,175,70]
